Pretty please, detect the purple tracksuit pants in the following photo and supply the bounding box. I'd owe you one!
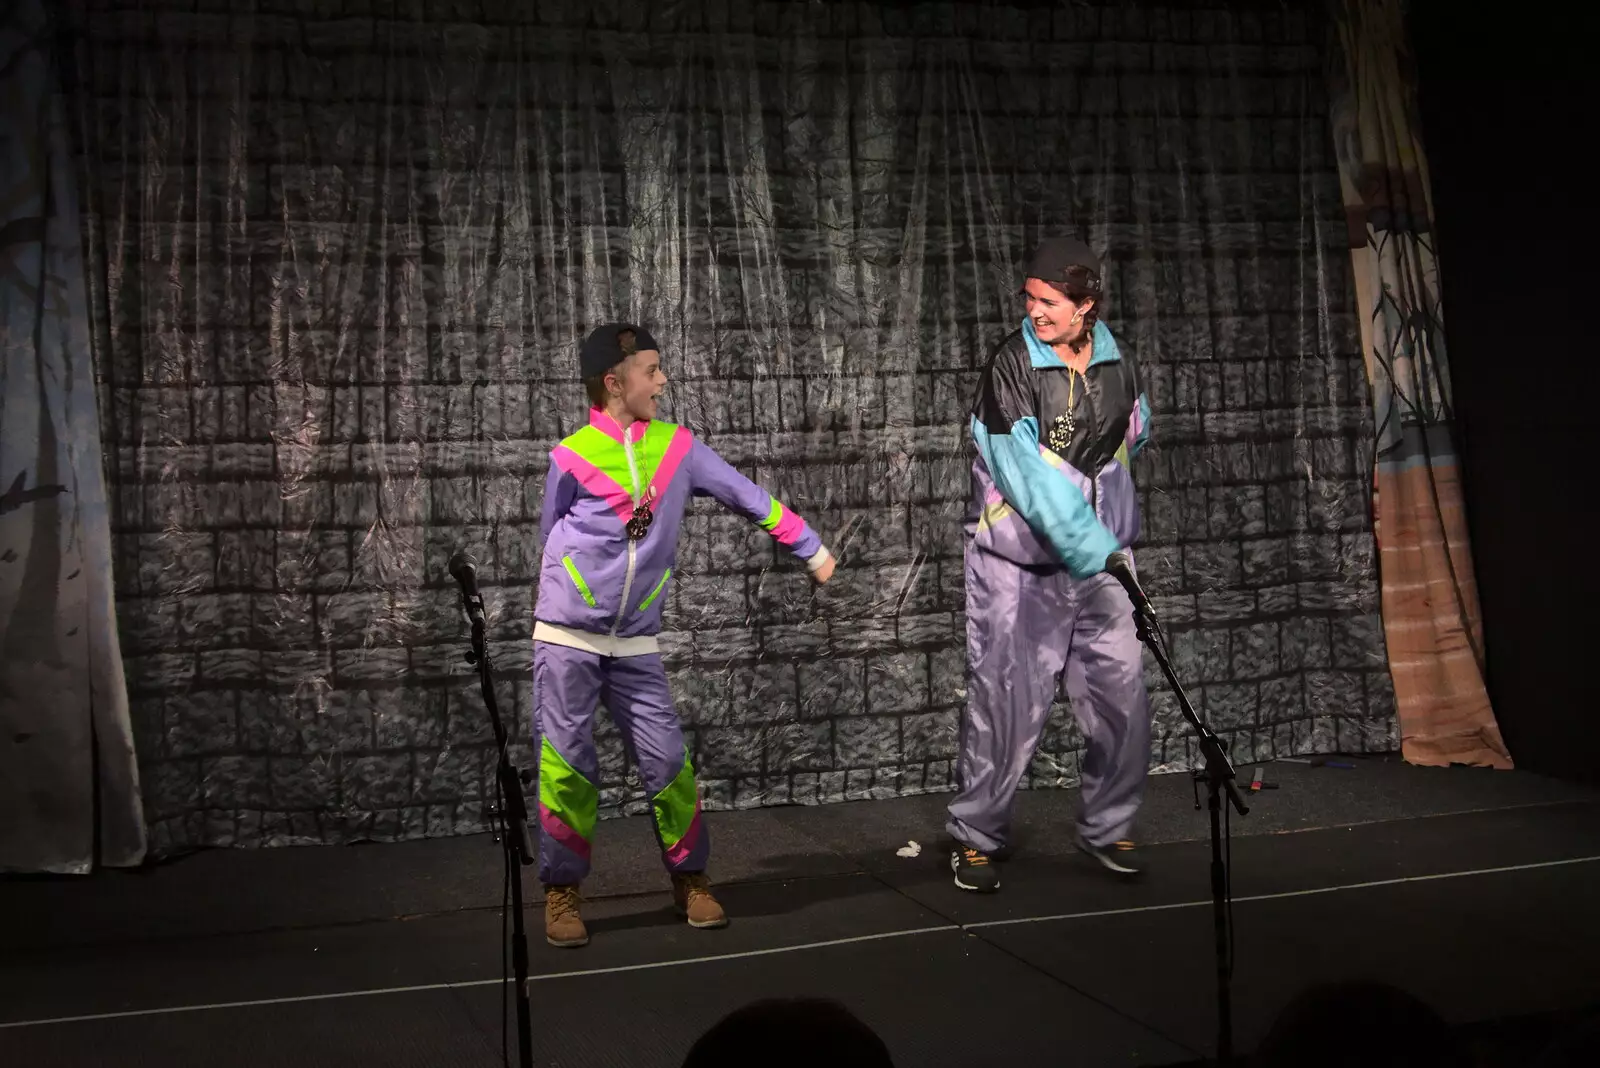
[947,545,1153,854]
[532,641,709,886]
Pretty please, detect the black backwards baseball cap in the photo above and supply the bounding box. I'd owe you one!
[579,323,659,379]
[1023,236,1103,294]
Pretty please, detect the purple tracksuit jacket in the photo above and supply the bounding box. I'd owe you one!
[534,409,831,640]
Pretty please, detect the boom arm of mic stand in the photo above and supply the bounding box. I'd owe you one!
[1131,606,1248,816]
[1130,599,1247,1065]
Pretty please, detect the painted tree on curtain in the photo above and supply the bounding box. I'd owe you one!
[60,0,1396,853]
[0,0,145,873]
[1328,0,1511,768]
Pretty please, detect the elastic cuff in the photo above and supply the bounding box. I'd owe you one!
[806,547,833,572]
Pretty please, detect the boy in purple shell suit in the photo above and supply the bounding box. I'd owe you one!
[532,323,835,947]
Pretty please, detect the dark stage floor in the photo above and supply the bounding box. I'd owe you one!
[3,757,1598,1067]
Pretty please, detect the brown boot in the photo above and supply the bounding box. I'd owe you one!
[543,884,588,948]
[672,872,728,929]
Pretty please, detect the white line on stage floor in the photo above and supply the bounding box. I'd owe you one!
[961,854,1600,929]
[3,854,1596,1031]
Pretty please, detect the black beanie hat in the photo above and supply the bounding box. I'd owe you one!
[1024,236,1103,293]
[579,323,659,380]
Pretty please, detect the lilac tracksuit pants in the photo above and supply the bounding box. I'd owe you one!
[532,642,708,887]
[946,545,1153,854]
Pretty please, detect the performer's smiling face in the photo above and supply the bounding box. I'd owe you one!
[606,349,668,422]
[1024,278,1093,346]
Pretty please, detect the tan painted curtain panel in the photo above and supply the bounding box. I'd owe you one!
[1327,0,1511,768]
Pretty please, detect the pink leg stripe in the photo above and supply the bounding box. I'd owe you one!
[539,803,592,861]
[553,445,633,523]
[664,804,703,867]
[647,428,694,511]
[770,507,807,547]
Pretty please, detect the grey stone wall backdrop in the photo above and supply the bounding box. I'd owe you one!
[59,0,1394,854]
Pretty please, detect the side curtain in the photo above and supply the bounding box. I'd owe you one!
[0,0,146,872]
[1326,0,1512,768]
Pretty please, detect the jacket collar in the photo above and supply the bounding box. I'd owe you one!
[1022,319,1122,370]
[588,406,648,443]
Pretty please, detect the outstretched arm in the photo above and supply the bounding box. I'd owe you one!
[687,438,834,581]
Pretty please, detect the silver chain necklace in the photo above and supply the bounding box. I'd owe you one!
[1047,368,1083,454]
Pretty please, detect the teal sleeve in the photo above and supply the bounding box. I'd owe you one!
[972,414,1120,578]
[1128,392,1152,459]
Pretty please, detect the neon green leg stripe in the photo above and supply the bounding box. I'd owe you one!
[562,555,596,607]
[759,496,784,532]
[637,568,672,611]
[539,736,597,841]
[652,751,699,849]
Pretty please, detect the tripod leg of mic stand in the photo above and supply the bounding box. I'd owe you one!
[1134,602,1238,1064]
[1210,781,1232,1065]
[478,635,536,1068]
[496,760,536,1068]
[508,853,534,1068]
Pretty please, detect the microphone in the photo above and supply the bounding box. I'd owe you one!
[1104,550,1154,617]
[449,551,486,631]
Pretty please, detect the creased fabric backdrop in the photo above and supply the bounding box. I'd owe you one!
[56,0,1395,855]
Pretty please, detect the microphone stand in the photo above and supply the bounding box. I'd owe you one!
[460,589,536,1068]
[1130,599,1249,1066]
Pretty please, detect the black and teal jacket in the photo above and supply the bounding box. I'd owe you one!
[964,319,1152,578]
